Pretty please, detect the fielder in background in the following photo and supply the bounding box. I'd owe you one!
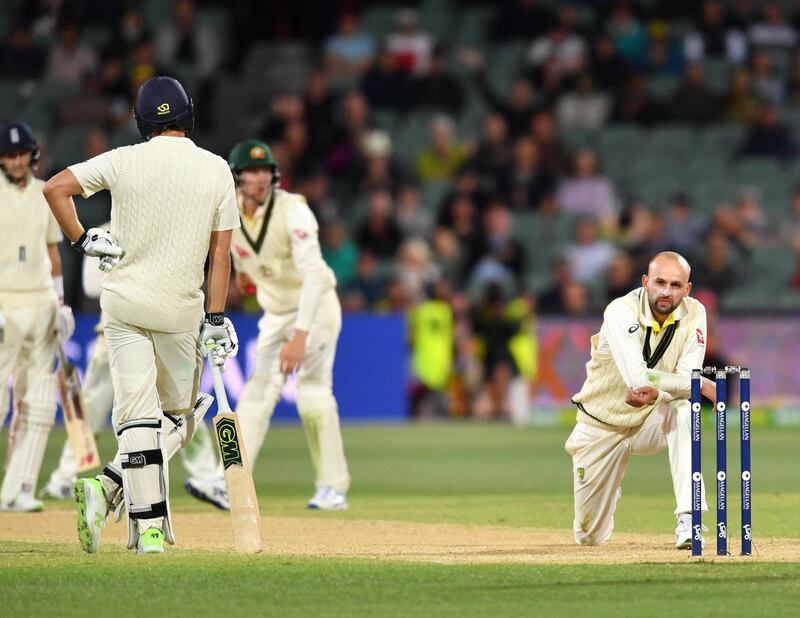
[43,76,239,555]
[222,139,350,509]
[567,251,716,549]
[0,122,74,512]
[41,238,230,511]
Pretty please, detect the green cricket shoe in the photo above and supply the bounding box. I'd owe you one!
[75,478,107,554]
[137,527,165,554]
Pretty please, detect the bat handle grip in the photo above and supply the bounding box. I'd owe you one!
[210,363,232,413]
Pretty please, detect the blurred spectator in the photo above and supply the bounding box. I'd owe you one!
[739,105,797,160]
[411,45,464,117]
[432,227,464,288]
[327,90,372,177]
[260,94,305,143]
[128,38,159,100]
[663,192,708,257]
[361,46,409,111]
[530,110,569,173]
[733,187,772,243]
[155,0,221,123]
[537,257,577,314]
[526,3,587,77]
[470,113,512,181]
[492,0,553,42]
[396,238,440,305]
[468,201,525,291]
[684,0,748,64]
[350,129,404,201]
[408,279,454,417]
[341,251,387,312]
[496,136,555,211]
[324,12,375,77]
[0,22,47,80]
[669,63,723,125]
[395,184,434,239]
[437,192,481,284]
[45,20,99,85]
[612,72,667,126]
[61,72,112,127]
[564,217,616,285]
[556,148,618,233]
[416,115,470,182]
[304,70,335,153]
[730,0,761,30]
[280,120,315,187]
[471,283,519,420]
[692,228,739,295]
[560,280,592,315]
[321,219,359,290]
[590,34,630,91]
[113,8,148,54]
[555,72,612,132]
[605,252,639,300]
[726,67,761,124]
[641,22,685,76]
[386,8,434,75]
[607,2,648,64]
[355,190,402,259]
[747,1,797,70]
[750,48,785,104]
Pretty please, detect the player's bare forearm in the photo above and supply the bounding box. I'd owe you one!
[43,169,85,242]
[207,229,232,313]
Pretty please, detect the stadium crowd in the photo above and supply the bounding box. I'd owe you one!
[3,0,800,418]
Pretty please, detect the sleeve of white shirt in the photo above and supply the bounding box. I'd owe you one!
[68,149,122,198]
[213,169,240,231]
[645,304,708,399]
[287,198,328,332]
[603,300,653,390]
[45,209,63,244]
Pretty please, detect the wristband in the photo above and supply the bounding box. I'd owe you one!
[205,312,225,326]
[71,232,87,254]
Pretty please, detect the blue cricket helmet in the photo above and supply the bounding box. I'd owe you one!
[0,122,40,164]
[133,76,194,140]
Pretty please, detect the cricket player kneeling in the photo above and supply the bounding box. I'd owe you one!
[566,252,716,549]
[222,140,350,509]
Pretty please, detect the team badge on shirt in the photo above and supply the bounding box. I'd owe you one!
[577,467,586,484]
[696,329,705,345]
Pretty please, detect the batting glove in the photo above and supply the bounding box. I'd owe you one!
[56,305,75,343]
[72,228,124,260]
[200,313,238,369]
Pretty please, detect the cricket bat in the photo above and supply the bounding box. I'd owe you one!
[56,344,100,472]
[209,362,263,554]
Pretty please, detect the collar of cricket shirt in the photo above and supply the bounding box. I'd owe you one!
[238,188,276,255]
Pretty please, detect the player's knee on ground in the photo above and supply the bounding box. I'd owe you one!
[574,515,614,546]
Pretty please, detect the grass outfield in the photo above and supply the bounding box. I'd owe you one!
[1,423,798,616]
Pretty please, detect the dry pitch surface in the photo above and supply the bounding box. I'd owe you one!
[2,506,798,564]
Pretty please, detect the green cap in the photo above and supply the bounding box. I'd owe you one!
[228,139,278,174]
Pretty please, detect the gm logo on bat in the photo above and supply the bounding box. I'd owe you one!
[216,417,244,469]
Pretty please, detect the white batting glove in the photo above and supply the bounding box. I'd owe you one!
[72,228,124,260]
[56,305,75,343]
[200,313,238,369]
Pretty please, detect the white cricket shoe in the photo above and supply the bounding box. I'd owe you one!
[676,513,706,550]
[307,487,348,510]
[0,492,44,512]
[40,480,75,501]
[184,477,230,511]
[75,478,108,553]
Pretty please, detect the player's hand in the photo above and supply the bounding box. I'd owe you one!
[56,305,75,343]
[700,376,717,405]
[200,313,238,369]
[626,386,659,407]
[279,330,307,374]
[235,271,256,296]
[72,228,124,260]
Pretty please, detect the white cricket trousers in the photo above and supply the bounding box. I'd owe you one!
[103,314,202,533]
[565,399,708,545]
[237,290,350,493]
[0,301,57,503]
